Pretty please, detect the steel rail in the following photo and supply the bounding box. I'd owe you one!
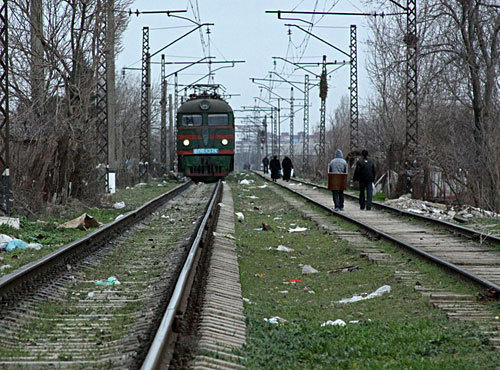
[0,181,193,300]
[141,180,222,370]
[253,171,500,294]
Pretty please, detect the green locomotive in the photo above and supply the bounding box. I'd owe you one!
[177,86,235,182]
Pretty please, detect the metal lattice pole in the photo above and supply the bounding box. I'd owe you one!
[302,74,310,173]
[289,87,294,159]
[405,0,418,158]
[319,55,327,162]
[139,26,151,182]
[168,94,174,171]
[0,0,9,215]
[160,54,167,171]
[349,24,359,152]
[272,107,277,156]
[95,0,108,190]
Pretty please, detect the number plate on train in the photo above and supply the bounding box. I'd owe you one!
[193,148,219,154]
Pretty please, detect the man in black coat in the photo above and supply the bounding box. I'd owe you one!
[269,155,281,182]
[353,150,376,210]
[262,155,269,174]
[281,156,293,181]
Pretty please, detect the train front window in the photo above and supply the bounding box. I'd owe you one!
[207,114,228,126]
[182,114,202,126]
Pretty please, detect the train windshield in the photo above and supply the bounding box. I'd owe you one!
[181,114,202,126]
[207,114,229,126]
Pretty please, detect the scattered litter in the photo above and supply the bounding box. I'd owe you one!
[235,212,245,222]
[276,245,294,252]
[304,286,316,294]
[6,239,27,252]
[113,201,125,209]
[349,320,360,324]
[246,195,259,199]
[329,265,360,274]
[218,202,225,207]
[115,214,125,221]
[278,290,289,294]
[135,182,147,187]
[254,272,264,278]
[337,285,391,303]
[288,226,307,233]
[25,243,43,250]
[273,217,282,221]
[264,316,287,324]
[286,279,303,283]
[59,213,102,230]
[95,276,121,286]
[243,297,253,304]
[0,217,20,229]
[256,184,268,189]
[239,179,254,185]
[87,292,95,298]
[0,234,13,251]
[0,264,11,271]
[302,265,319,274]
[321,319,346,327]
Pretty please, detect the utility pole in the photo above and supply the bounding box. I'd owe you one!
[30,0,43,119]
[302,74,310,174]
[319,55,327,162]
[168,94,174,171]
[139,26,151,182]
[0,0,9,215]
[405,0,418,158]
[107,0,117,193]
[277,98,281,158]
[272,107,277,156]
[174,72,178,170]
[160,54,167,173]
[349,25,359,152]
[263,116,268,158]
[289,87,294,159]
[95,0,109,191]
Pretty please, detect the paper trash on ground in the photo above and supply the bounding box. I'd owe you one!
[59,213,102,230]
[321,319,346,327]
[113,201,126,209]
[302,265,319,274]
[239,179,254,185]
[337,285,391,303]
[264,316,287,324]
[276,245,294,252]
[235,212,245,222]
[288,226,307,233]
[0,217,20,229]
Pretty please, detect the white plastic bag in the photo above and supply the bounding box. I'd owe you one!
[372,183,377,196]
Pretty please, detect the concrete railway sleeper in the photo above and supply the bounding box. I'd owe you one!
[0,181,223,368]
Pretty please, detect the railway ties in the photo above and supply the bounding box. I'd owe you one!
[255,171,500,350]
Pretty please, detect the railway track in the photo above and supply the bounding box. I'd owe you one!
[0,181,226,368]
[254,171,500,295]
[252,171,500,350]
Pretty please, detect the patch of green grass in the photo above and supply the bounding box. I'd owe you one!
[0,181,179,277]
[228,172,500,369]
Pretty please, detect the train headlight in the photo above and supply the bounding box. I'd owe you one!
[221,139,229,146]
[183,139,190,146]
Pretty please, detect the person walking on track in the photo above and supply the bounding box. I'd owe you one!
[262,155,269,174]
[281,155,293,182]
[328,149,347,211]
[269,155,281,182]
[353,150,376,210]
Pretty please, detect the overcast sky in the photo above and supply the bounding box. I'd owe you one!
[117,0,377,135]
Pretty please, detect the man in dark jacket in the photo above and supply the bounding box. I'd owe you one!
[281,156,293,181]
[353,150,376,210]
[329,149,347,211]
[269,155,281,182]
[262,155,269,174]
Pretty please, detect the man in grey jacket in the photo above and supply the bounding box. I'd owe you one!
[329,149,347,211]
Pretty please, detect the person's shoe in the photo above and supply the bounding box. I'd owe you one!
[334,208,340,211]
[360,207,365,210]
[366,208,371,211]
[339,208,344,211]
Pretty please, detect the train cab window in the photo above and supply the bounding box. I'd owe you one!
[207,114,229,126]
[181,114,202,126]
